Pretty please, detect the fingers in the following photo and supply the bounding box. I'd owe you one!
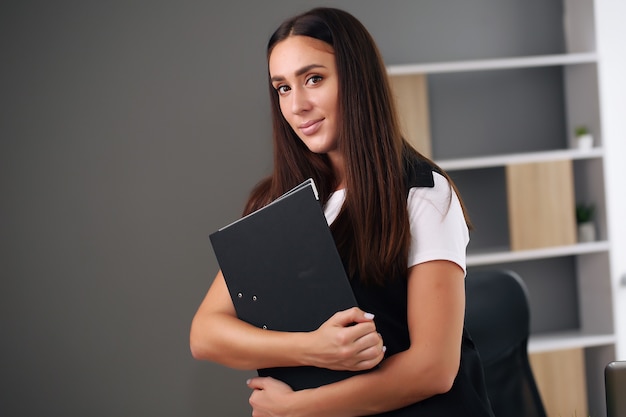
[247,376,293,394]
[246,377,265,390]
[331,306,376,326]
[329,307,381,342]
[334,311,381,349]
[247,377,293,417]
[310,306,385,371]
[353,329,384,355]
[349,331,385,370]
[331,309,385,370]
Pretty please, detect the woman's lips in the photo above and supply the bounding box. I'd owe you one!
[299,119,323,136]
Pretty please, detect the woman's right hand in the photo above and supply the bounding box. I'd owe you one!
[306,307,385,371]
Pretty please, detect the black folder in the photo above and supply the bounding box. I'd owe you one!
[209,178,361,390]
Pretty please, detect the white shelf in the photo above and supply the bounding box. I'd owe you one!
[467,241,610,267]
[528,331,616,354]
[436,147,604,171]
[386,52,598,76]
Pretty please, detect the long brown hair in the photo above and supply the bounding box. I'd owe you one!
[244,7,469,285]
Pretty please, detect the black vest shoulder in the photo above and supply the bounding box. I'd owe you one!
[403,153,439,191]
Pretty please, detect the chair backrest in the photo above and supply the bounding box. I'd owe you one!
[606,360,626,417]
[465,269,547,417]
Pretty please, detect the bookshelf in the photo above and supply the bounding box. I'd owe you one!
[386,1,623,415]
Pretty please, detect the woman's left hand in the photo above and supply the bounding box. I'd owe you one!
[247,377,300,417]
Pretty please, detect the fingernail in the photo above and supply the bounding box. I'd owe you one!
[364,312,375,320]
[246,379,251,384]
[383,346,387,353]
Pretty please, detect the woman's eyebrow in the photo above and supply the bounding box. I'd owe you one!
[271,64,326,82]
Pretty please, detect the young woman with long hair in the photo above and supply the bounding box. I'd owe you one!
[191,7,494,417]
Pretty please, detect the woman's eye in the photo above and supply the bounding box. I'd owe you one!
[307,75,323,86]
[276,85,290,95]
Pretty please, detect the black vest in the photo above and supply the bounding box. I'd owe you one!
[347,156,495,417]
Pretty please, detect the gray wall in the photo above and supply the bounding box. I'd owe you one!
[0,1,563,415]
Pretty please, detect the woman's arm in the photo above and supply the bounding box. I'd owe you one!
[248,259,466,417]
[189,270,385,371]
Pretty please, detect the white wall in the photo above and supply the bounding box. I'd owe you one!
[595,0,626,360]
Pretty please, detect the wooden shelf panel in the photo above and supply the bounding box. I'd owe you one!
[466,241,610,266]
[387,52,598,76]
[506,160,577,250]
[529,348,589,417]
[436,147,603,171]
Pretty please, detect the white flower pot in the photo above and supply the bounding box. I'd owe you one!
[576,134,593,150]
[578,222,596,243]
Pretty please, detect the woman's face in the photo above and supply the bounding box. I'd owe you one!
[269,36,340,157]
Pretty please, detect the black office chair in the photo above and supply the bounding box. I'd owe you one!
[465,269,547,417]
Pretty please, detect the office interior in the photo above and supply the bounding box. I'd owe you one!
[1,1,625,416]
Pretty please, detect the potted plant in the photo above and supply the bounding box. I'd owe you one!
[574,125,594,150]
[576,202,596,242]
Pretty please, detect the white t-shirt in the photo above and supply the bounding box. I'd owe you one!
[323,172,469,273]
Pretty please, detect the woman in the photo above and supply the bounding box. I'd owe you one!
[190,7,494,417]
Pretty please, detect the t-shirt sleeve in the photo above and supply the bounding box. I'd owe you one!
[407,172,470,273]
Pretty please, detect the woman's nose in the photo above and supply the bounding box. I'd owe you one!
[290,88,312,114]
